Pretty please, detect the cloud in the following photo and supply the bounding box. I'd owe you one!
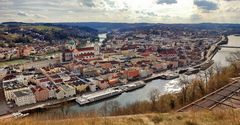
[223,0,239,1]
[191,14,202,21]
[17,11,29,17]
[136,11,158,17]
[34,14,48,19]
[78,0,96,7]
[194,0,218,11]
[157,0,177,5]
[225,7,240,12]
[0,0,240,23]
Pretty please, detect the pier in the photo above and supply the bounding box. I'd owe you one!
[143,74,162,82]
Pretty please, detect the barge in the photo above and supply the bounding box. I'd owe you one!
[122,81,146,92]
[185,68,200,75]
[76,87,123,105]
[159,73,179,80]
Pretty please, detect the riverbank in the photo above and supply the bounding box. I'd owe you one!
[1,109,239,125]
[0,65,205,119]
[0,35,236,119]
[0,72,171,119]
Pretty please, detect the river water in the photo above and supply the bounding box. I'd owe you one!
[43,35,240,114]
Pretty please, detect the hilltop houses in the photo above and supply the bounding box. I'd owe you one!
[61,40,100,63]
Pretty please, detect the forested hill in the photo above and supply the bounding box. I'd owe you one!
[0,22,98,45]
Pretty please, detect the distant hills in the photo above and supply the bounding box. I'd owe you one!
[1,22,240,46]
[2,22,240,32]
[51,22,240,35]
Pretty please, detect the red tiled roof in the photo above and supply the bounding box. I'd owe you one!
[3,74,16,81]
[158,49,177,55]
[54,79,63,83]
[82,58,98,62]
[100,63,112,69]
[141,52,150,56]
[64,49,74,53]
[121,44,138,50]
[39,78,50,83]
[124,69,139,78]
[77,47,94,52]
[31,86,47,93]
[51,75,60,79]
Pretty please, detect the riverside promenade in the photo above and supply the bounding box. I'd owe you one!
[194,36,227,68]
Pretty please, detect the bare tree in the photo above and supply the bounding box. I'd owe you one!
[107,101,121,116]
[226,51,240,63]
[214,63,222,76]
[179,76,190,104]
[203,67,215,93]
[149,89,161,111]
[99,101,121,116]
[226,51,240,75]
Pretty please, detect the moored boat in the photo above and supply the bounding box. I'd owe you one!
[200,60,214,70]
[123,81,146,92]
[178,69,188,74]
[185,68,200,75]
[159,73,179,80]
[76,87,123,105]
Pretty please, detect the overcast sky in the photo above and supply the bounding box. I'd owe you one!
[0,0,239,23]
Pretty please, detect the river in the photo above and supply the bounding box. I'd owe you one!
[42,35,240,115]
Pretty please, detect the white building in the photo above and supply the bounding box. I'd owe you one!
[58,73,71,82]
[46,82,58,99]
[61,40,100,63]
[3,81,29,101]
[13,89,36,106]
[55,89,65,99]
[0,68,7,80]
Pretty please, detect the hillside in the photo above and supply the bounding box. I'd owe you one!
[1,109,240,125]
[0,22,98,46]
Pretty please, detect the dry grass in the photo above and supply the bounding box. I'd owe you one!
[1,109,240,125]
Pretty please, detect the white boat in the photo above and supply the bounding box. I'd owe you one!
[75,97,89,105]
[185,68,200,75]
[12,112,29,119]
[123,81,146,92]
[76,87,123,105]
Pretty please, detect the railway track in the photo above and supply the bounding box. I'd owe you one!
[177,80,240,112]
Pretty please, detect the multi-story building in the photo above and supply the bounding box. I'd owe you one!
[13,89,36,106]
[31,86,49,102]
[61,40,100,63]
[158,48,178,60]
[3,81,29,101]
[46,82,58,99]
[57,83,76,98]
